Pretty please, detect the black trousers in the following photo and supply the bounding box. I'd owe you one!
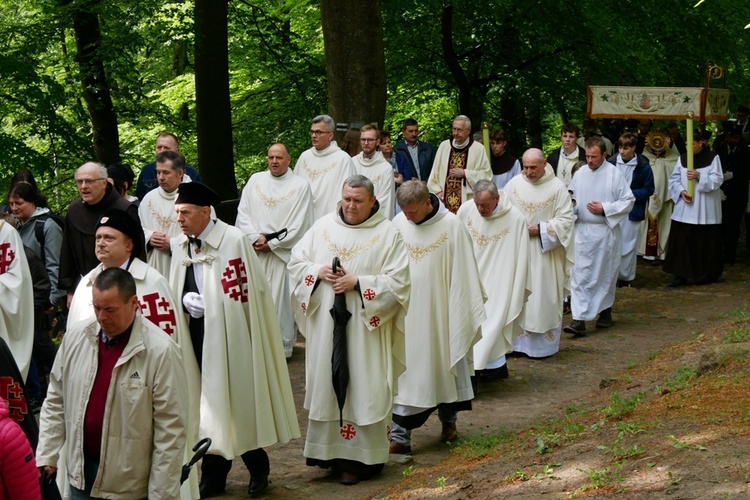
[201,449,269,486]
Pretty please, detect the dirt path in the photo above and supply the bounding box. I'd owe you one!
[216,255,750,499]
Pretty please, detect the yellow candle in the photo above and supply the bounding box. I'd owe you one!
[686,111,694,198]
[482,122,491,160]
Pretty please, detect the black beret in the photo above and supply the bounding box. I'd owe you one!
[175,182,221,207]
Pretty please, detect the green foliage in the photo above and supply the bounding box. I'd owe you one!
[455,430,514,458]
[601,392,646,420]
[724,327,750,344]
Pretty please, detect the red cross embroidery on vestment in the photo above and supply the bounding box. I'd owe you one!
[221,258,249,303]
[0,377,27,422]
[305,274,315,286]
[301,303,307,312]
[0,242,15,274]
[138,292,177,335]
[363,288,376,300]
[340,423,356,440]
[369,316,380,327]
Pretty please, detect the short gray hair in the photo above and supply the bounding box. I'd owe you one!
[473,180,498,199]
[396,179,429,206]
[75,161,108,180]
[343,174,374,197]
[455,114,472,130]
[312,115,335,132]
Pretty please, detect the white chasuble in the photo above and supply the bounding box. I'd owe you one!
[138,179,192,280]
[352,151,396,220]
[392,202,486,411]
[504,167,574,334]
[294,141,357,221]
[236,169,313,357]
[568,162,635,320]
[0,220,34,379]
[457,192,530,369]
[288,208,409,465]
[170,220,300,459]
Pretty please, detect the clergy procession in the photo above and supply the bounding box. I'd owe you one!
[1,106,748,499]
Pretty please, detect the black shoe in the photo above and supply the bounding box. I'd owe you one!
[563,320,586,336]
[480,364,509,382]
[562,298,571,315]
[248,473,269,497]
[199,482,226,499]
[668,276,688,287]
[616,279,630,288]
[596,308,612,328]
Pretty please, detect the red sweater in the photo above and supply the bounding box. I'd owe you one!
[0,399,40,500]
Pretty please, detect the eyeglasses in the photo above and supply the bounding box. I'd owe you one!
[309,130,332,137]
[360,138,377,143]
[75,178,106,186]
[452,128,469,133]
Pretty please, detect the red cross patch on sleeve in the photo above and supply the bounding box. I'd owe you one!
[369,316,380,328]
[363,288,376,300]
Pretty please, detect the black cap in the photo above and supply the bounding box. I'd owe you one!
[107,163,135,186]
[96,209,144,252]
[175,182,221,207]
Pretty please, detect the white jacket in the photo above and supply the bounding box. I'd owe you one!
[37,312,187,499]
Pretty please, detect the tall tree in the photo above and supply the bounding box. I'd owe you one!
[320,0,387,130]
[60,0,120,165]
[194,0,237,203]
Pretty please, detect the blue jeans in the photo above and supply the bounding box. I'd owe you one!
[68,458,99,499]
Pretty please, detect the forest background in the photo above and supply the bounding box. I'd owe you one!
[1,0,748,213]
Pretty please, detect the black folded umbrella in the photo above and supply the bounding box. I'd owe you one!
[329,256,351,427]
[180,437,212,485]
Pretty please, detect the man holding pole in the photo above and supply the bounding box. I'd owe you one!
[664,129,724,286]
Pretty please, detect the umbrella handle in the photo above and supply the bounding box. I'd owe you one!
[332,256,341,274]
[188,437,212,467]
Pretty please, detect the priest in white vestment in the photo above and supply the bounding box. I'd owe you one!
[457,181,529,381]
[351,125,396,219]
[0,215,34,380]
[427,115,492,214]
[236,143,313,357]
[564,138,634,335]
[294,114,357,221]
[288,175,410,485]
[390,180,486,455]
[169,183,299,498]
[640,134,679,260]
[505,149,574,358]
[138,150,192,280]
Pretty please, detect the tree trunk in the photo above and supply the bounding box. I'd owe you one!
[62,0,120,165]
[441,5,476,130]
[194,0,237,215]
[320,0,387,136]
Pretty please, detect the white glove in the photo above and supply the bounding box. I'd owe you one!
[182,292,205,319]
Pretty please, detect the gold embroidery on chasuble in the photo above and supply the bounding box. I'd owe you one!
[304,161,338,182]
[322,229,382,263]
[466,218,510,248]
[444,148,469,214]
[646,218,659,247]
[511,187,556,216]
[148,201,177,232]
[254,184,298,209]
[404,231,448,263]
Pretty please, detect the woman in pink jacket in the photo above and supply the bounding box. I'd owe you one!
[0,398,40,500]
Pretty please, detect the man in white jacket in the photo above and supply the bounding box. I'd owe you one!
[37,267,188,499]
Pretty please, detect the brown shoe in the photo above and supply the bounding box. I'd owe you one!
[563,320,586,336]
[441,422,458,443]
[389,440,412,455]
[596,308,612,328]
